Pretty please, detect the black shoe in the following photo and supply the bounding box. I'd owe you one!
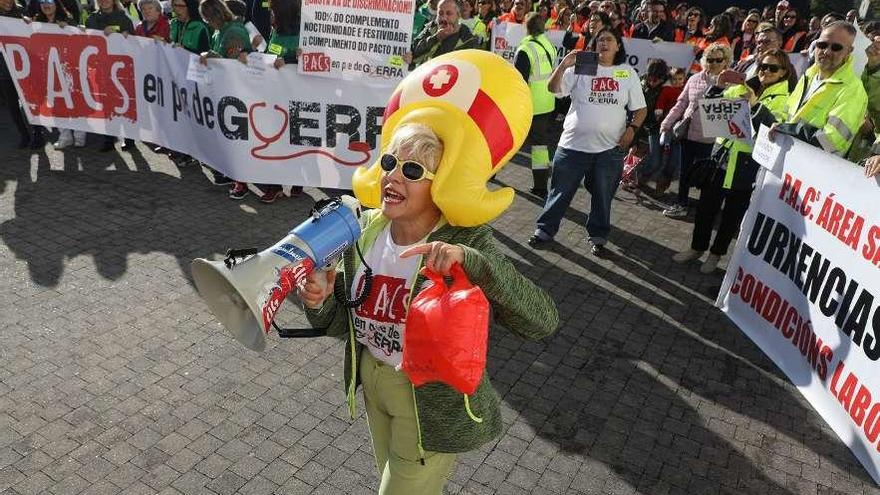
[29,131,46,150]
[591,244,607,257]
[528,234,551,249]
[99,140,116,152]
[212,173,233,186]
[119,139,135,151]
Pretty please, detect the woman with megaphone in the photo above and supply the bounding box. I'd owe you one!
[297,51,559,494]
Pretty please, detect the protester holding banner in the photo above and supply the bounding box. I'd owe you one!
[1,0,45,149]
[660,43,732,218]
[530,28,647,255]
[675,49,795,273]
[515,12,558,198]
[169,0,210,53]
[771,21,866,157]
[199,0,251,190]
[250,0,301,203]
[409,0,479,68]
[133,0,169,41]
[85,0,135,152]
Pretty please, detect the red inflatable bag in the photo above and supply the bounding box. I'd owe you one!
[401,263,489,395]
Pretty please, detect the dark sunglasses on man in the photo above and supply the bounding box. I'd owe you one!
[380,154,436,182]
[815,41,845,52]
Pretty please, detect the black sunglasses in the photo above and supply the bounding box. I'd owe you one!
[380,154,435,182]
[815,41,845,51]
[758,63,781,73]
[705,57,725,64]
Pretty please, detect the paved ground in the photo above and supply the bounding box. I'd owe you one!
[0,120,879,495]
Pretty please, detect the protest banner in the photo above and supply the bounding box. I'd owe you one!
[299,0,414,80]
[717,133,880,485]
[0,18,398,188]
[697,97,753,145]
[490,22,695,74]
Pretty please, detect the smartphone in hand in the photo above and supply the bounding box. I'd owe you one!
[575,51,599,76]
[718,69,746,86]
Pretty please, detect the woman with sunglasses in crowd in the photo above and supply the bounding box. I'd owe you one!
[733,10,761,61]
[674,49,795,273]
[299,123,558,494]
[673,6,705,46]
[660,43,733,219]
[779,7,807,53]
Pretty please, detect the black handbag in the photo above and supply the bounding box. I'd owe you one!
[685,147,728,190]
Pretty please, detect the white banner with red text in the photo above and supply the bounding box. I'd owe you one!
[717,134,880,485]
[0,17,396,187]
[298,0,413,80]
[490,22,696,74]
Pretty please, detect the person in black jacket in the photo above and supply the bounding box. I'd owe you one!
[630,0,673,42]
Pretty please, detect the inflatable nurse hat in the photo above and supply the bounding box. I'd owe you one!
[351,50,533,227]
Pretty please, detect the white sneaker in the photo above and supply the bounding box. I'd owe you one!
[54,130,73,149]
[672,249,703,264]
[700,254,721,274]
[663,204,688,218]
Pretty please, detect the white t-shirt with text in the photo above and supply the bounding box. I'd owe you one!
[350,226,423,367]
[556,64,647,154]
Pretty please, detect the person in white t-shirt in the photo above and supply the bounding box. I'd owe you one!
[529,27,647,256]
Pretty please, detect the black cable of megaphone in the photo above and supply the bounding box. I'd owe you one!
[271,199,375,338]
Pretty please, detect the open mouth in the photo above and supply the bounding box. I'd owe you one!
[383,188,406,205]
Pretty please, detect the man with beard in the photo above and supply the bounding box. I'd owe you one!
[769,21,867,157]
[408,0,478,68]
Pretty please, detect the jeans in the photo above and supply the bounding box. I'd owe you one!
[638,131,663,178]
[535,146,624,246]
[676,139,714,206]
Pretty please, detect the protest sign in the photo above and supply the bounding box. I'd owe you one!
[718,138,880,486]
[0,18,397,188]
[299,0,413,80]
[697,97,753,145]
[490,23,695,74]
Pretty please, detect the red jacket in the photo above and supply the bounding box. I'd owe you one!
[135,14,170,42]
[656,85,684,115]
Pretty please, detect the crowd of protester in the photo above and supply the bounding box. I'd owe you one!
[2,0,880,239]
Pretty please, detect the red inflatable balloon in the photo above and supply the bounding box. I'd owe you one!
[401,263,489,395]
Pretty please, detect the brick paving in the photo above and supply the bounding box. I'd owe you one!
[1,122,879,494]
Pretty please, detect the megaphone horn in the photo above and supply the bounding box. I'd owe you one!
[191,196,364,352]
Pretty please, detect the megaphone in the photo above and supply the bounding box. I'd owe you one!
[191,196,364,352]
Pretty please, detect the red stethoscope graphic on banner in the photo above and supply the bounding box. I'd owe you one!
[248,102,372,166]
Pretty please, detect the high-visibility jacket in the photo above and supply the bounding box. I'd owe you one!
[715,80,790,190]
[786,55,868,156]
[516,34,557,115]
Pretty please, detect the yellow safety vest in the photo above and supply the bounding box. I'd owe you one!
[516,34,556,116]
[786,56,868,156]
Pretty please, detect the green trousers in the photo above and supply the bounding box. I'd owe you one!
[359,351,457,494]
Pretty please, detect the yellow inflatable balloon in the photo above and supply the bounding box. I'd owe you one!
[352,49,533,227]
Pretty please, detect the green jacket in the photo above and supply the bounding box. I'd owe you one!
[305,210,559,454]
[850,63,880,162]
[785,55,867,157]
[266,30,299,63]
[170,18,212,54]
[411,21,480,68]
[715,79,790,190]
[85,8,134,33]
[412,2,433,37]
[210,19,251,59]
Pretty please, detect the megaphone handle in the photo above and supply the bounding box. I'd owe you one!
[272,321,327,338]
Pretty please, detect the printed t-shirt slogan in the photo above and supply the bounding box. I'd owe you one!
[351,227,422,367]
[299,0,414,80]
